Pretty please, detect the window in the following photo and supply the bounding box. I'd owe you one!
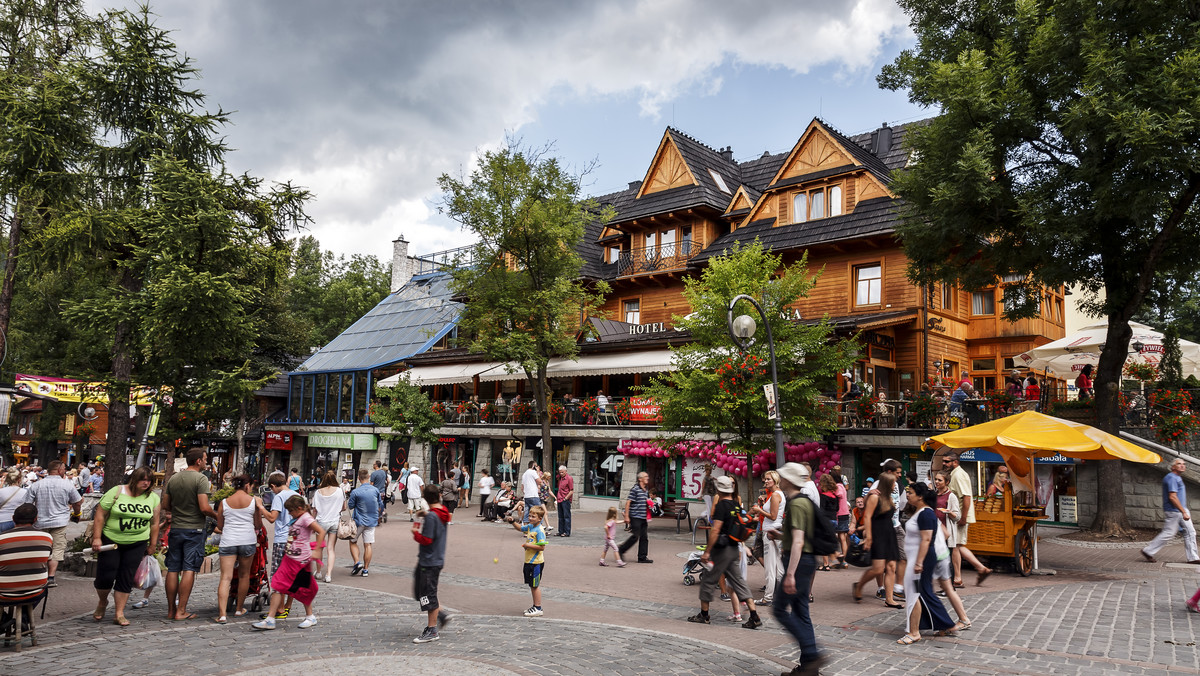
[644,232,656,249]
[584,443,624,497]
[810,190,825,219]
[623,299,640,324]
[708,169,731,194]
[829,185,842,216]
[660,228,675,251]
[289,377,302,421]
[792,193,807,224]
[607,246,621,264]
[972,358,996,371]
[353,372,368,422]
[971,290,995,316]
[854,264,882,306]
[681,226,692,251]
[1001,273,1024,283]
[941,284,955,310]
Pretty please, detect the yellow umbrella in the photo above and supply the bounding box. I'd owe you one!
[922,410,1161,476]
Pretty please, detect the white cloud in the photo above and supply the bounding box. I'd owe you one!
[106,0,909,259]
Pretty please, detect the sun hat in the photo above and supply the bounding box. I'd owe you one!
[777,462,810,487]
[715,476,735,494]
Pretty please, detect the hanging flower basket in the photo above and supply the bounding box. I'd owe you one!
[716,354,766,396]
[1124,362,1159,382]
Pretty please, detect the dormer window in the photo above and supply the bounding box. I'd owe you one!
[709,169,731,194]
[792,183,843,224]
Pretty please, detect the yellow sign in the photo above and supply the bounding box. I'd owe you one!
[15,374,157,406]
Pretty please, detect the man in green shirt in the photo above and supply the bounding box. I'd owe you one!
[162,448,218,620]
[773,463,823,676]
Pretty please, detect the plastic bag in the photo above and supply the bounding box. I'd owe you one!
[134,555,162,591]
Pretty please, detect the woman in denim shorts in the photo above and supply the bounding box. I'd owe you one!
[214,475,265,623]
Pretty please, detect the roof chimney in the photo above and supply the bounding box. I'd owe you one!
[391,234,411,293]
[872,122,893,155]
[719,146,733,161]
[628,180,642,191]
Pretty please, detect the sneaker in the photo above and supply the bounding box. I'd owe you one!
[46,577,57,589]
[361,569,369,578]
[250,619,276,631]
[742,615,763,630]
[756,597,772,606]
[616,560,626,568]
[324,573,332,583]
[720,593,731,602]
[350,563,364,576]
[686,612,710,624]
[523,606,544,617]
[298,615,318,629]
[258,608,289,620]
[130,599,150,610]
[726,613,743,622]
[413,627,439,643]
[875,588,885,600]
[599,560,608,567]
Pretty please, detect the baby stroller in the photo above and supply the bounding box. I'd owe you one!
[682,551,709,586]
[226,526,271,613]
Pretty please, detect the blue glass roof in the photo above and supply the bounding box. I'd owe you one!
[292,271,461,374]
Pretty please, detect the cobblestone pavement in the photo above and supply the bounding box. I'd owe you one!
[8,514,1200,675]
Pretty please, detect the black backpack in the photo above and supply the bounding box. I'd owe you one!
[792,494,839,556]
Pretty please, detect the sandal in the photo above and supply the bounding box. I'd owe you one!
[976,568,993,586]
[213,616,227,624]
[818,565,832,571]
[935,628,957,637]
[852,582,862,603]
[884,601,904,609]
[954,620,972,631]
[93,602,107,622]
[896,634,921,645]
[234,609,248,617]
[113,616,130,627]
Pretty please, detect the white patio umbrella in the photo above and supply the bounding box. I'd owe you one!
[1015,321,1200,377]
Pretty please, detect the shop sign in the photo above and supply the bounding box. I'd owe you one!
[957,448,1077,464]
[308,432,377,450]
[265,431,293,450]
[207,440,232,454]
[1058,495,1078,522]
[628,396,662,422]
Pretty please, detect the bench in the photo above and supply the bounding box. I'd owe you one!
[650,500,692,534]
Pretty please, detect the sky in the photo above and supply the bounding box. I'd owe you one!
[97,0,930,261]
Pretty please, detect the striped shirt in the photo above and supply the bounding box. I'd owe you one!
[626,484,648,520]
[0,528,52,602]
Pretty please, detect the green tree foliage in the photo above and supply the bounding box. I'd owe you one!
[1159,324,1185,391]
[285,235,390,349]
[879,0,1200,534]
[1135,276,1200,345]
[371,374,444,449]
[640,241,855,453]
[439,141,611,470]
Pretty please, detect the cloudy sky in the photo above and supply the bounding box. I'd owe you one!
[100,0,928,260]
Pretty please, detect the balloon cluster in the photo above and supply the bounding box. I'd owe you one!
[617,439,841,478]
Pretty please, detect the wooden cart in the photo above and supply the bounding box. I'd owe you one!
[965,488,1046,576]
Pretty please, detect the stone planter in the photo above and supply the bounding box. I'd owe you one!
[198,553,220,574]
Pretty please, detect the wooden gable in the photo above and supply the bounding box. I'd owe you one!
[723,186,754,215]
[772,122,857,184]
[637,133,698,198]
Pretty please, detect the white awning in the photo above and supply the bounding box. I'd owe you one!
[377,361,508,387]
[545,350,676,377]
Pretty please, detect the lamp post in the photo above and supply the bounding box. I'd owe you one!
[726,294,786,469]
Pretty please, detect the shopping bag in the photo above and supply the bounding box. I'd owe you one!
[134,555,161,590]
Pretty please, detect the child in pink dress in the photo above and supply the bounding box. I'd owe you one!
[252,495,326,630]
[598,506,626,567]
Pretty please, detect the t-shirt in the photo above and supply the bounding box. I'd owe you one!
[711,498,737,542]
[0,528,53,602]
[24,476,81,528]
[99,486,160,544]
[948,466,975,524]
[1164,472,1187,512]
[626,484,648,519]
[285,511,316,562]
[521,522,547,564]
[478,476,495,496]
[91,474,103,492]
[417,506,450,567]
[370,468,389,495]
[835,483,850,517]
[270,489,298,543]
[781,493,817,555]
[521,468,540,499]
[407,474,425,500]
[0,486,28,524]
[163,469,212,529]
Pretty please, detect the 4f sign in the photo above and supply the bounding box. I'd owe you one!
[764,383,779,420]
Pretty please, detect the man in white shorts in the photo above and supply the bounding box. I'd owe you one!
[347,469,381,577]
[406,467,426,520]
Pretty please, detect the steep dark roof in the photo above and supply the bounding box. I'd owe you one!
[292,271,460,373]
[255,372,290,399]
[689,197,899,265]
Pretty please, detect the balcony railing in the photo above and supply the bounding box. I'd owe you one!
[412,245,476,276]
[616,239,702,276]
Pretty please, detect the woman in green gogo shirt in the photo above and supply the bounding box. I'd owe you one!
[92,466,162,626]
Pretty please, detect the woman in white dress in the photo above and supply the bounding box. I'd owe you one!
[311,471,347,583]
[898,482,955,645]
[750,470,784,604]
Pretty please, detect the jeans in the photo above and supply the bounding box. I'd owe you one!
[557,500,572,535]
[166,528,206,572]
[619,517,649,561]
[523,497,541,523]
[774,551,820,666]
[1145,509,1199,560]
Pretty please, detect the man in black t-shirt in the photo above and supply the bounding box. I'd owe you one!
[687,476,762,630]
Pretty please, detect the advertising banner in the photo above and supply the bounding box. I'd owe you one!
[628,397,662,423]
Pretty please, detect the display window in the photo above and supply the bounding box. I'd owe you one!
[584,442,624,498]
[957,450,1077,524]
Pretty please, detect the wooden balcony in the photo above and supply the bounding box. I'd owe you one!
[616,239,702,277]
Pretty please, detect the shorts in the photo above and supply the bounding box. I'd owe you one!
[414,565,442,611]
[836,515,850,533]
[219,544,256,558]
[47,526,68,562]
[352,525,376,544]
[317,518,338,533]
[956,523,970,547]
[272,542,287,572]
[523,561,544,588]
[895,526,907,561]
[166,528,206,572]
[933,557,952,581]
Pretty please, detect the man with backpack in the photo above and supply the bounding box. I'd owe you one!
[772,463,828,676]
[687,475,762,630]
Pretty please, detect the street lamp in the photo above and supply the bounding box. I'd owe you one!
[726,294,786,469]
[1131,340,1145,354]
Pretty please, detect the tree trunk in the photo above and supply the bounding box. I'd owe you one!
[235,398,247,478]
[0,210,24,367]
[103,319,133,491]
[1089,316,1133,535]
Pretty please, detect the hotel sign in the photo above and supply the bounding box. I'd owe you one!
[628,322,669,335]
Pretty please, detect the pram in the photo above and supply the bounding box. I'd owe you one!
[226,526,271,613]
[682,551,709,586]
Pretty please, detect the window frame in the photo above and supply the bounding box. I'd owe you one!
[853,262,883,308]
[971,289,996,316]
[584,442,625,498]
[791,182,843,224]
[622,297,641,324]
